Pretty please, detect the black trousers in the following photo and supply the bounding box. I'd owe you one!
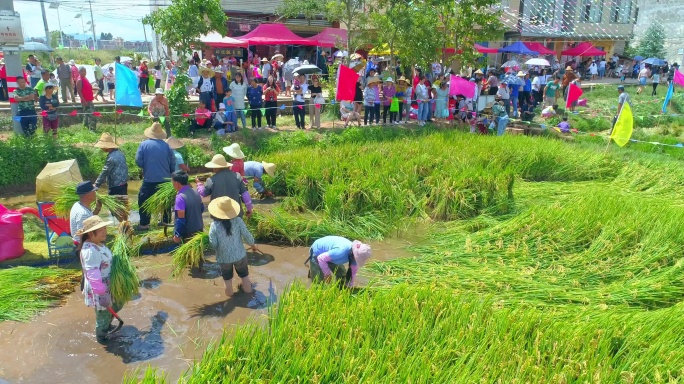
[190,119,212,133]
[19,109,37,136]
[138,181,167,226]
[265,101,277,126]
[293,101,306,128]
[97,79,104,97]
[364,104,380,125]
[652,83,658,96]
[139,77,149,94]
[250,104,262,128]
[109,183,128,196]
[382,104,397,123]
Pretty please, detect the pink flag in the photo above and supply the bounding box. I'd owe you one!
[448,75,475,98]
[336,65,360,101]
[565,83,583,109]
[674,70,684,87]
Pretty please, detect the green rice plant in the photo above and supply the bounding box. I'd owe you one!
[0,266,80,322]
[140,182,175,223]
[51,183,127,219]
[171,232,208,277]
[369,184,684,309]
[248,208,394,245]
[122,366,167,384]
[130,284,684,383]
[109,222,141,306]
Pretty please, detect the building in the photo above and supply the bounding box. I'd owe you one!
[501,0,636,56]
[632,0,684,63]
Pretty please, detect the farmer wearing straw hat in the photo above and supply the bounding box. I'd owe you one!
[223,143,245,176]
[196,154,253,218]
[562,67,577,98]
[166,137,191,173]
[77,216,120,343]
[148,88,171,137]
[197,66,215,110]
[94,133,129,197]
[307,236,372,287]
[244,161,276,199]
[171,170,204,245]
[135,123,176,231]
[208,196,259,297]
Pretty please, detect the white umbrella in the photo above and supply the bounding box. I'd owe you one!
[501,60,519,68]
[525,58,550,67]
[334,50,349,57]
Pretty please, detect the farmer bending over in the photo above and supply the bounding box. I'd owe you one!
[308,236,372,288]
[244,161,276,199]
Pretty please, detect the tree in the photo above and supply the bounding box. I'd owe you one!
[636,22,667,59]
[143,0,228,57]
[50,31,68,48]
[100,32,113,40]
[276,0,326,25]
[324,0,371,64]
[428,0,504,70]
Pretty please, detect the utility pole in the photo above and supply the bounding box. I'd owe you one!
[40,0,50,49]
[0,0,24,134]
[142,22,153,60]
[49,2,65,47]
[88,0,97,50]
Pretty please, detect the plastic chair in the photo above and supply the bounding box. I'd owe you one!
[37,202,75,258]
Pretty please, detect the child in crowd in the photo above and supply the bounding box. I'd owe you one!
[214,103,228,132]
[557,116,571,133]
[105,67,115,101]
[208,196,259,297]
[541,104,558,119]
[190,100,212,136]
[222,88,238,133]
[39,84,60,138]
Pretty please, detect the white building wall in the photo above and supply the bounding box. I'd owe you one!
[632,0,684,63]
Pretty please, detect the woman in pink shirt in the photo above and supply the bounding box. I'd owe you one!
[381,77,397,124]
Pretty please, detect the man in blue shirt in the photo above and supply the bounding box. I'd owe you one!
[135,122,176,230]
[244,161,276,198]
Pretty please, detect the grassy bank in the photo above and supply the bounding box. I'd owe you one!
[0,266,80,322]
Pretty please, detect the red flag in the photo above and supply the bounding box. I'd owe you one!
[315,104,321,109]
[674,69,684,87]
[69,110,78,116]
[93,111,102,117]
[40,111,48,117]
[566,83,583,109]
[336,65,360,101]
[116,109,123,114]
[182,113,190,117]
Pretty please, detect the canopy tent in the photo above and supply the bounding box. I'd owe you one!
[475,44,499,54]
[524,42,555,55]
[237,23,317,46]
[499,41,538,55]
[200,32,248,48]
[308,28,347,48]
[561,42,606,57]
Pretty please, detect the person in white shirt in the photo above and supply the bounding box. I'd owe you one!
[599,59,607,78]
[261,58,271,81]
[589,61,598,80]
[496,83,511,116]
[531,75,541,107]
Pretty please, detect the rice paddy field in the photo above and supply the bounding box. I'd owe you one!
[117,126,684,383]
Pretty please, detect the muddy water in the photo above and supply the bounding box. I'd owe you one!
[0,240,414,384]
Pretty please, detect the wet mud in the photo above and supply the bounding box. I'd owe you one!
[0,240,413,384]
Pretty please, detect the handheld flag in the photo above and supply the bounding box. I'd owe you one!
[336,65,360,101]
[449,75,476,98]
[610,102,634,147]
[662,82,674,114]
[565,83,583,109]
[115,62,143,108]
[674,69,684,87]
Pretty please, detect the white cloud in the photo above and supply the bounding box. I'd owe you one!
[14,1,148,42]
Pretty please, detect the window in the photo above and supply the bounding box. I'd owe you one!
[581,0,602,23]
[611,0,632,23]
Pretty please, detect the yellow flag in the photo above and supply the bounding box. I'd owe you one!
[610,102,634,147]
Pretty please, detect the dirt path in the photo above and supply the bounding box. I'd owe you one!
[0,240,413,384]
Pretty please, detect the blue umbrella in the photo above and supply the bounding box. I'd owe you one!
[643,57,666,66]
[633,55,644,61]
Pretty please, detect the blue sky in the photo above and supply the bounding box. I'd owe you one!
[15,1,148,42]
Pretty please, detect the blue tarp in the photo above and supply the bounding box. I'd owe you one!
[498,41,539,55]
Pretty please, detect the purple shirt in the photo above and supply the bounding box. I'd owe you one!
[174,185,191,211]
[558,121,570,133]
[374,86,380,104]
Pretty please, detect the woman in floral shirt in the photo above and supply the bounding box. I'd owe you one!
[78,216,120,343]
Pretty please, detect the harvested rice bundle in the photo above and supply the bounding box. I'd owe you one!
[140,182,175,223]
[51,183,127,219]
[109,221,141,306]
[171,232,208,277]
